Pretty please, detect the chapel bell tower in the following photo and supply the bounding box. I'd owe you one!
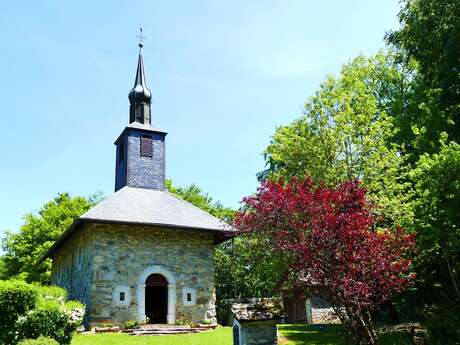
[114,40,167,192]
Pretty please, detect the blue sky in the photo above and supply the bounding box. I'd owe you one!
[0,0,400,236]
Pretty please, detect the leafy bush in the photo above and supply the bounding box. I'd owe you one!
[122,319,139,329]
[0,280,37,345]
[16,298,84,345]
[422,304,460,344]
[17,336,59,345]
[175,317,194,327]
[236,178,416,345]
[378,331,412,345]
[0,283,85,345]
[99,321,113,328]
[35,285,67,304]
[175,317,199,328]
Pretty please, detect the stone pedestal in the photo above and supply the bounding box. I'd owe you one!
[233,319,278,345]
[230,300,286,345]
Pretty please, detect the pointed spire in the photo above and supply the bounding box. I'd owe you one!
[129,28,152,124]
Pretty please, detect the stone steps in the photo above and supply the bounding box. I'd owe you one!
[130,327,206,336]
[141,325,191,329]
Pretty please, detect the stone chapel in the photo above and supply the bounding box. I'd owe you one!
[40,42,233,327]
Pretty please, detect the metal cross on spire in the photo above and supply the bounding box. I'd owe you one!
[137,26,147,48]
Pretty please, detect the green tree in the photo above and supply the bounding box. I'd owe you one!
[386,0,460,156]
[213,234,288,323]
[166,180,234,222]
[383,3,460,337]
[0,257,7,280]
[2,193,100,283]
[261,53,412,225]
[213,235,287,297]
[409,141,460,302]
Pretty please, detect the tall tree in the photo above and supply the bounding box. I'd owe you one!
[236,178,415,345]
[0,257,7,280]
[213,235,286,298]
[166,180,234,222]
[410,141,460,302]
[261,53,412,226]
[386,0,460,156]
[2,193,100,283]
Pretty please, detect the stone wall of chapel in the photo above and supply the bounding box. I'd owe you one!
[87,223,217,325]
[50,225,94,324]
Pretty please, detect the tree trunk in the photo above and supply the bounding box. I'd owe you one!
[441,244,460,300]
[332,305,356,342]
[354,310,379,345]
[334,305,380,345]
[364,309,379,344]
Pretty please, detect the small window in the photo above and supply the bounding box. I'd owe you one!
[113,286,129,306]
[140,136,153,157]
[118,139,125,162]
[182,287,196,305]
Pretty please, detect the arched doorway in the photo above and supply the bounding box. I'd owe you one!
[145,274,168,323]
[137,265,176,324]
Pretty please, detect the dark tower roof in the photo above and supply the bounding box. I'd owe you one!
[129,43,152,104]
[129,43,152,124]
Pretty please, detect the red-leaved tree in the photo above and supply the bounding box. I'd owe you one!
[235,178,415,345]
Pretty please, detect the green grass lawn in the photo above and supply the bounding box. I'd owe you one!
[71,327,231,345]
[277,325,411,345]
[71,325,412,345]
[278,324,346,344]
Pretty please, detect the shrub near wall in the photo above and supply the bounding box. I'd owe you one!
[0,281,84,345]
[0,280,37,345]
[18,336,59,345]
[16,286,84,345]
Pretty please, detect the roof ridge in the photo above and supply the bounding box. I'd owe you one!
[80,186,126,219]
[164,190,230,227]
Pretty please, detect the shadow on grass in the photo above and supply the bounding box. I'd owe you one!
[278,324,349,345]
[278,324,413,345]
[379,331,412,345]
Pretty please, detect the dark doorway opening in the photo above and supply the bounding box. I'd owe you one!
[145,274,168,323]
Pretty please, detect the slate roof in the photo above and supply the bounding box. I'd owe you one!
[82,186,231,231]
[38,186,235,264]
[114,122,167,144]
[126,121,167,134]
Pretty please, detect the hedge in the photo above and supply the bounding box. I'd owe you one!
[0,280,38,345]
[18,336,59,345]
[0,281,84,345]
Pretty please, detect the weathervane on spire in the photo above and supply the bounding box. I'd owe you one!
[129,26,152,125]
[137,26,147,48]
